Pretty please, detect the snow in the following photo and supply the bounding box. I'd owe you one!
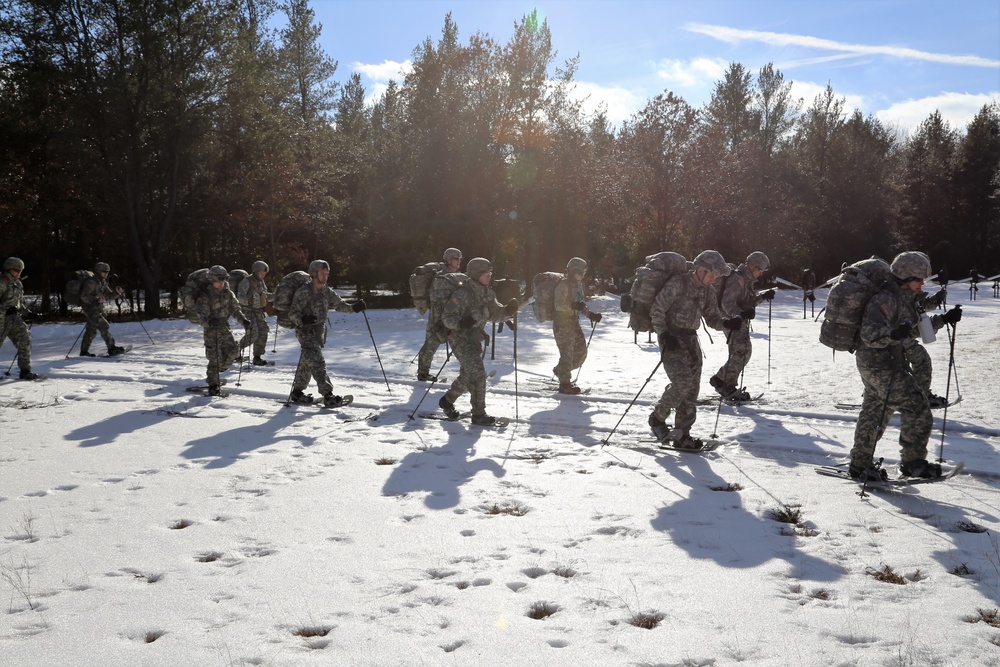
[1,289,999,666]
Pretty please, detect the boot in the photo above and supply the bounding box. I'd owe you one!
[648,413,673,443]
[673,434,705,451]
[558,383,581,395]
[899,459,942,479]
[417,373,438,382]
[207,384,222,396]
[19,370,39,381]
[289,389,312,404]
[848,461,888,482]
[471,414,497,425]
[252,356,268,366]
[80,349,96,357]
[108,345,126,356]
[323,394,347,408]
[438,395,460,420]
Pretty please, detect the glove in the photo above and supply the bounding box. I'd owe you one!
[740,308,756,320]
[587,312,602,323]
[760,289,775,301]
[498,319,516,333]
[458,315,476,329]
[482,331,490,346]
[208,317,226,327]
[807,293,816,303]
[657,331,680,352]
[889,322,912,340]
[941,306,962,325]
[573,301,586,311]
[4,306,16,316]
[242,319,251,328]
[723,317,743,331]
[301,314,318,325]
[352,299,366,313]
[504,298,518,316]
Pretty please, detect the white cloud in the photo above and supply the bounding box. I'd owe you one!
[789,80,866,117]
[655,57,729,88]
[875,92,1000,134]
[567,80,644,128]
[352,59,412,83]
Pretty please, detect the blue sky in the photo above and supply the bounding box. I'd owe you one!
[309,0,1000,133]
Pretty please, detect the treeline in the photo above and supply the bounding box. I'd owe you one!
[2,2,998,316]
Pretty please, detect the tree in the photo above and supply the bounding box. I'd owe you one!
[954,103,1000,272]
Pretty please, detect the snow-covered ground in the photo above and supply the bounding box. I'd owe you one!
[1,287,999,666]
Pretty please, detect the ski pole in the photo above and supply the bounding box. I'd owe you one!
[4,352,17,377]
[767,299,772,385]
[602,359,662,446]
[408,348,451,420]
[235,323,247,387]
[361,309,391,395]
[132,308,155,345]
[937,321,959,462]
[64,324,86,359]
[271,324,278,353]
[513,309,519,420]
[572,319,598,385]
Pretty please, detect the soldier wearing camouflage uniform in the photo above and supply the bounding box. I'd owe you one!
[710,251,775,400]
[437,258,518,425]
[79,262,127,357]
[288,260,366,407]
[848,251,960,480]
[900,285,953,408]
[552,257,601,394]
[195,265,250,395]
[0,257,39,380]
[648,250,733,450]
[417,248,462,381]
[237,260,272,366]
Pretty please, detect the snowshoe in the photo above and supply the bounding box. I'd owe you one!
[848,462,889,482]
[288,389,314,405]
[438,396,460,420]
[322,394,352,409]
[252,356,269,366]
[470,414,497,426]
[672,434,705,451]
[899,459,942,479]
[19,370,41,381]
[557,383,582,395]
[107,345,127,357]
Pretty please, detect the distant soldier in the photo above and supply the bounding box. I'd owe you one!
[552,257,601,394]
[287,260,366,407]
[79,262,127,357]
[416,248,463,381]
[0,257,39,380]
[195,265,249,395]
[237,260,272,366]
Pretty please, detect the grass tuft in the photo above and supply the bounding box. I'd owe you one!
[951,563,974,576]
[628,611,665,629]
[483,501,529,516]
[769,504,802,524]
[374,457,397,466]
[293,625,332,638]
[710,482,743,492]
[865,564,906,585]
[527,601,559,619]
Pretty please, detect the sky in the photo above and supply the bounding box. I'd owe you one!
[307,0,1000,134]
[4,285,1000,665]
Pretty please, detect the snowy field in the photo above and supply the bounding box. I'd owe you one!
[1,286,999,666]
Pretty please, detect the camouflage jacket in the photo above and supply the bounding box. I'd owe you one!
[289,283,353,329]
[196,285,246,327]
[856,286,907,369]
[0,273,25,314]
[80,276,114,308]
[238,275,271,310]
[553,276,585,323]
[441,280,506,332]
[717,264,760,319]
[651,271,726,334]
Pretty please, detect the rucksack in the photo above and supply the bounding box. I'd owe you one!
[64,270,94,307]
[531,272,564,323]
[625,252,689,332]
[180,268,212,324]
[272,271,312,329]
[409,262,446,315]
[714,262,740,310]
[819,257,894,353]
[228,269,249,299]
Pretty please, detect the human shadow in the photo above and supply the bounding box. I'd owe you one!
[180,407,322,469]
[525,394,603,448]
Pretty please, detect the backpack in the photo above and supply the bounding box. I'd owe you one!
[625,252,689,332]
[531,272,564,323]
[180,268,213,324]
[228,269,249,299]
[272,271,312,329]
[714,262,740,310]
[64,270,94,307]
[819,257,894,353]
[409,262,445,315]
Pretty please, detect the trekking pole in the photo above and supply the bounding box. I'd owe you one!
[767,299,772,385]
[4,352,17,377]
[271,325,278,353]
[513,309,519,420]
[235,322,248,387]
[64,324,86,359]
[572,319,599,385]
[129,302,155,345]
[937,321,959,462]
[408,349,451,420]
[602,359,662,446]
[361,310,391,395]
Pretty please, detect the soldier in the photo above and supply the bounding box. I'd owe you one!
[237,260,272,366]
[195,265,250,396]
[0,257,39,380]
[437,258,518,425]
[79,262,127,357]
[552,257,601,394]
[709,251,775,400]
[648,250,734,450]
[902,278,955,408]
[288,260,366,407]
[416,248,462,381]
[848,251,961,480]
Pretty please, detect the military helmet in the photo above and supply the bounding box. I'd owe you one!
[443,248,463,262]
[693,250,731,277]
[891,251,931,281]
[208,265,229,281]
[4,257,25,272]
[308,259,330,275]
[95,262,111,273]
[566,257,588,274]
[745,251,770,271]
[251,260,269,274]
[466,258,493,279]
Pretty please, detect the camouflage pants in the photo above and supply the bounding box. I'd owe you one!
[444,328,489,417]
[417,318,447,377]
[81,305,115,353]
[0,314,32,373]
[203,324,239,387]
[244,308,269,357]
[850,362,932,469]
[292,326,333,396]
[552,318,586,385]
[904,341,932,394]
[653,336,702,434]
[715,323,752,387]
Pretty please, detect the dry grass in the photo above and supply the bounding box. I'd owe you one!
[865,564,906,585]
[769,504,803,524]
[526,601,559,619]
[483,501,529,516]
[710,482,744,492]
[628,611,666,629]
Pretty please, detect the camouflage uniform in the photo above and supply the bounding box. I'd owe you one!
[849,287,932,471]
[79,274,119,354]
[0,268,32,376]
[195,285,247,388]
[650,271,727,436]
[552,275,589,387]
[237,272,271,359]
[417,249,462,380]
[440,269,509,418]
[713,264,763,389]
[288,282,354,397]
